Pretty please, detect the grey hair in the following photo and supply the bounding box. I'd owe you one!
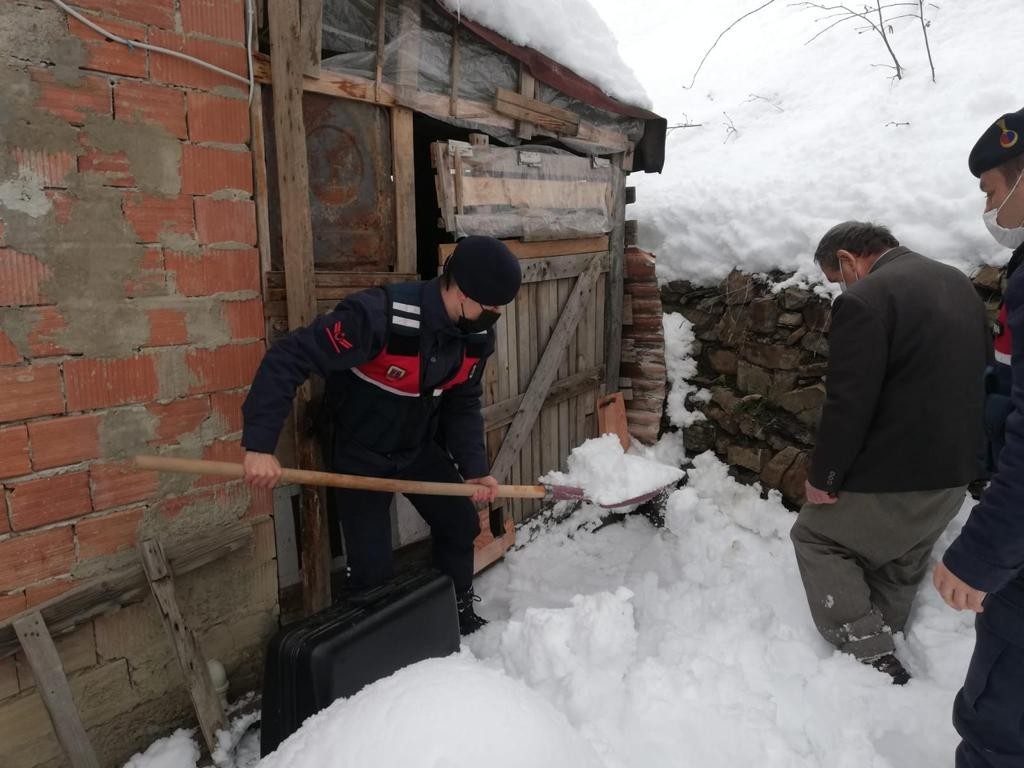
[813,221,900,271]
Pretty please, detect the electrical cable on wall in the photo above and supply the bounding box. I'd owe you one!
[49,0,256,103]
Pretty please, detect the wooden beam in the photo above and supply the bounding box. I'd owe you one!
[489,253,604,483]
[603,158,627,395]
[516,62,535,140]
[300,0,323,75]
[449,27,461,118]
[268,0,330,614]
[438,236,608,263]
[13,613,99,768]
[518,252,609,285]
[250,86,273,296]
[483,365,605,430]
[394,0,421,105]
[392,107,417,275]
[0,523,252,660]
[495,88,580,136]
[373,0,386,102]
[140,539,227,753]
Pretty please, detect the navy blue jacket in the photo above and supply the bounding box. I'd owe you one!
[241,278,494,479]
[944,265,1024,610]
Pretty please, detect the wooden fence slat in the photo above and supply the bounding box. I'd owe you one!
[13,613,99,768]
[300,0,323,75]
[0,524,252,660]
[392,107,418,275]
[490,253,604,484]
[557,277,571,472]
[458,177,609,210]
[140,538,227,753]
[438,236,609,263]
[603,160,627,394]
[482,365,604,429]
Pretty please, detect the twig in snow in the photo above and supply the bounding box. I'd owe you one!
[684,0,779,90]
[722,112,739,143]
[917,0,936,82]
[791,1,906,79]
[885,121,911,127]
[746,93,785,112]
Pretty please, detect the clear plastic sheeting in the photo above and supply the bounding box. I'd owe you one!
[536,83,646,143]
[432,142,614,241]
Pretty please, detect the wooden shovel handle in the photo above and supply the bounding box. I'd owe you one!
[132,455,549,500]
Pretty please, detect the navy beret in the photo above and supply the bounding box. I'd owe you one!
[446,236,522,306]
[969,107,1024,177]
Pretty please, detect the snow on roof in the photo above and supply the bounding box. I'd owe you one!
[439,0,652,110]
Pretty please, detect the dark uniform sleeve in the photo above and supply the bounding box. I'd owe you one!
[944,271,1024,593]
[241,289,388,455]
[438,329,496,479]
[808,292,889,493]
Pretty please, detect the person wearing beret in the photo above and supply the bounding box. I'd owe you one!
[791,221,989,685]
[241,236,522,635]
[934,107,1024,767]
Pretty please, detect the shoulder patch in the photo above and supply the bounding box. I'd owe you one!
[325,320,354,353]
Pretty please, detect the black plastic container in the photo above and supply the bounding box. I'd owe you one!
[260,570,460,757]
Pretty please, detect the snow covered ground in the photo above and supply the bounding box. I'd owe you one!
[589,0,1024,284]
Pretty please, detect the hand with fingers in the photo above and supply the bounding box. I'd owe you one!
[244,450,283,488]
[933,561,987,613]
[804,480,837,505]
[465,475,499,504]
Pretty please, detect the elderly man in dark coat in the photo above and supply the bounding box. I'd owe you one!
[934,107,1024,768]
[790,221,989,684]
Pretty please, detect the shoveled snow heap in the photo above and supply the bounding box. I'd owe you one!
[258,656,604,768]
[539,434,685,506]
[439,0,651,110]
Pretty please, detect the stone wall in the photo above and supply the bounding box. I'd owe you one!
[661,265,1004,507]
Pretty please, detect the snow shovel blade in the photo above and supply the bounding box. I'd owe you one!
[545,483,673,509]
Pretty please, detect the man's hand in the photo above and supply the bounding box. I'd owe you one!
[244,450,282,489]
[465,475,499,504]
[804,480,837,505]
[933,561,987,613]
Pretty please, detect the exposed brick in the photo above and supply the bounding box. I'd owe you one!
[0,592,27,623]
[8,472,92,531]
[210,390,246,434]
[0,365,64,422]
[0,426,31,480]
[0,248,53,306]
[114,80,187,139]
[0,331,20,365]
[70,0,175,28]
[12,148,76,188]
[78,148,135,187]
[223,298,264,340]
[64,355,159,412]
[195,198,256,246]
[187,342,264,394]
[31,70,110,126]
[25,578,75,608]
[90,463,159,511]
[245,484,275,519]
[203,437,244,462]
[47,190,75,225]
[68,15,147,78]
[24,306,70,357]
[166,248,259,296]
[124,246,166,297]
[77,506,144,559]
[28,414,102,471]
[146,396,210,445]
[180,145,253,195]
[150,29,248,91]
[186,92,250,144]
[123,192,194,244]
[146,308,189,347]
[181,0,246,43]
[0,528,74,593]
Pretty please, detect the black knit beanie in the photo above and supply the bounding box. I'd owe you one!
[446,236,522,306]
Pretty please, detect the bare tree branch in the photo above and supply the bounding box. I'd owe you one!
[684,0,779,90]
[918,0,936,82]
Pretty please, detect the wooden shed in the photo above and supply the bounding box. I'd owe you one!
[256,0,668,614]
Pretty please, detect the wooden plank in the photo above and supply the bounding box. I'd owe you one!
[490,254,604,483]
[394,0,421,104]
[458,176,609,211]
[495,88,580,136]
[516,63,535,141]
[537,276,559,481]
[438,236,609,263]
[515,282,534,522]
[268,0,330,614]
[449,27,461,117]
[603,159,626,395]
[481,368,605,431]
[140,539,226,753]
[520,252,608,284]
[432,142,457,234]
[373,0,386,102]
[265,271,417,289]
[392,107,417,274]
[557,278,571,472]
[597,392,630,450]
[250,86,273,295]
[13,613,99,768]
[0,523,252,660]
[300,0,323,75]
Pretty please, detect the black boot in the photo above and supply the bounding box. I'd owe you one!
[869,653,911,685]
[456,588,488,636]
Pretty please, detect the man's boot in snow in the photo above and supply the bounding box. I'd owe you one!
[869,653,911,685]
[456,587,487,635]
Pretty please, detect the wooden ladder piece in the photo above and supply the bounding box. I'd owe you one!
[597,392,631,452]
[140,538,227,753]
[13,612,100,768]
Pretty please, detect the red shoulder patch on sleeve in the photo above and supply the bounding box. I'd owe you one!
[325,321,354,353]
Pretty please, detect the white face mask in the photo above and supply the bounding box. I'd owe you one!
[984,172,1024,249]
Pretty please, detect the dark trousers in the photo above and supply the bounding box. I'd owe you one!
[954,594,1024,767]
[330,443,480,594]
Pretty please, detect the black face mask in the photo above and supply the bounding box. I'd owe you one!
[457,303,501,334]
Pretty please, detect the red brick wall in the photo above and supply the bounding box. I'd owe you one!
[621,247,667,444]
[0,0,268,619]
